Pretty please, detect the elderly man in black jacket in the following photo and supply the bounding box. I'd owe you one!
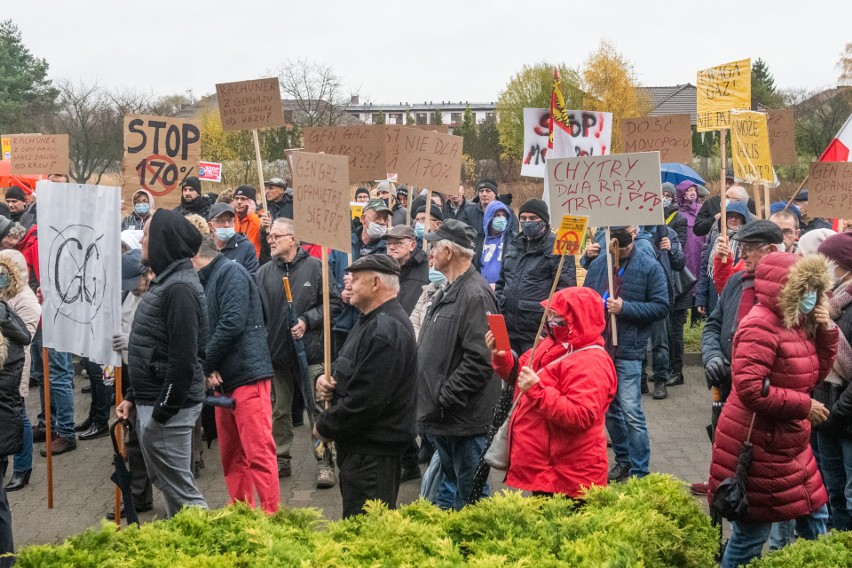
[385,225,429,315]
[315,255,417,518]
[417,220,500,509]
[192,235,279,514]
[116,209,208,518]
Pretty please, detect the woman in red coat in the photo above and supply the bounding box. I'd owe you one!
[708,252,838,568]
[487,286,617,498]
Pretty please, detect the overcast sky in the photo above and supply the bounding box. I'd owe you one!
[7,0,849,105]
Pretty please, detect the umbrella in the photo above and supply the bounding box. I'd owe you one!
[660,163,705,187]
[110,421,139,525]
[711,413,757,522]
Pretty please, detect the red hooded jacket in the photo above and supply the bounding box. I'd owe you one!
[14,225,39,293]
[492,287,617,497]
[708,253,838,522]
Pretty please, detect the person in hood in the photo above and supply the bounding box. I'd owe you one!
[662,182,688,248]
[173,176,213,219]
[474,200,512,286]
[488,287,617,497]
[122,189,154,231]
[709,253,837,568]
[460,179,513,238]
[675,181,706,288]
[116,209,209,518]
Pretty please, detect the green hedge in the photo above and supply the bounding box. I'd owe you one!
[16,474,717,567]
[749,530,852,567]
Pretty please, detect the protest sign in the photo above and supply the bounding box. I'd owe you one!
[553,215,590,255]
[730,110,773,184]
[807,161,852,219]
[621,115,693,164]
[350,202,364,221]
[9,134,69,175]
[395,127,464,193]
[522,108,612,178]
[215,78,285,132]
[384,124,450,177]
[546,152,663,227]
[198,161,222,182]
[121,114,202,209]
[303,125,386,182]
[1,137,10,160]
[766,109,796,166]
[521,108,551,177]
[292,152,351,253]
[36,181,122,366]
[696,58,751,132]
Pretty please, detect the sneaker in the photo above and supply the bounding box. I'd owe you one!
[607,463,630,483]
[690,481,709,496]
[666,373,685,386]
[652,382,668,400]
[278,460,292,478]
[74,417,94,433]
[40,436,77,456]
[315,466,336,489]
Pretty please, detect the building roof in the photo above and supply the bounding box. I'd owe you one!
[174,94,363,126]
[347,101,496,112]
[638,84,698,125]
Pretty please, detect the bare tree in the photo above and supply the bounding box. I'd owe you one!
[274,59,356,127]
[839,43,852,86]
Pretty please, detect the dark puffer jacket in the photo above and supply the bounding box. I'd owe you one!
[220,233,260,275]
[198,254,273,393]
[398,248,429,316]
[708,253,838,523]
[496,230,577,352]
[0,302,31,457]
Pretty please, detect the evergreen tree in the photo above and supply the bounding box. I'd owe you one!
[0,19,58,133]
[751,58,784,109]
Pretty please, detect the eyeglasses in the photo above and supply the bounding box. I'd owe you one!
[386,239,412,248]
[267,233,294,243]
[739,243,770,256]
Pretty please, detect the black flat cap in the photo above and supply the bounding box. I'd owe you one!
[424,219,476,249]
[731,220,784,244]
[346,254,400,276]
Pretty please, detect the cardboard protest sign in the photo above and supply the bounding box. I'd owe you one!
[621,115,693,164]
[546,152,663,227]
[696,58,751,132]
[395,127,464,193]
[807,161,852,219]
[9,135,69,175]
[292,152,351,253]
[766,109,796,166]
[553,215,590,255]
[198,161,222,182]
[730,110,773,184]
[385,124,450,177]
[122,115,202,210]
[215,78,285,132]
[303,125,386,182]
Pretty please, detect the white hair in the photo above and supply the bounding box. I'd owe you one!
[435,239,474,261]
[727,185,750,202]
[369,271,400,293]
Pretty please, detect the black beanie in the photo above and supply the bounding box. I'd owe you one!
[519,198,550,225]
[181,176,202,193]
[355,187,370,200]
[5,186,27,202]
[476,179,498,196]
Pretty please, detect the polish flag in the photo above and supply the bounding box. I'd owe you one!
[820,113,852,162]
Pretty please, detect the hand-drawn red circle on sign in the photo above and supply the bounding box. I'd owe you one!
[141,154,179,196]
[556,230,580,255]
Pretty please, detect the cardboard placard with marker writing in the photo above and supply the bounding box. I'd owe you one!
[292,152,351,253]
[215,78,285,132]
[807,161,852,219]
[385,124,450,177]
[766,109,796,166]
[395,127,463,193]
[696,58,751,132]
[121,114,202,209]
[730,110,773,185]
[620,115,693,164]
[553,215,590,255]
[9,134,69,175]
[546,152,664,227]
[303,125,386,182]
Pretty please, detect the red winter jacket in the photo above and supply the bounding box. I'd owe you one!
[708,253,838,523]
[492,287,617,498]
[14,225,39,294]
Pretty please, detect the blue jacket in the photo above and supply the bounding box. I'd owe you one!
[220,233,260,275]
[583,246,669,360]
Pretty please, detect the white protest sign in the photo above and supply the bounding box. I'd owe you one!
[36,181,122,366]
[523,108,614,179]
[546,152,663,227]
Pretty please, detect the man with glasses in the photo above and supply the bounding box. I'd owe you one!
[207,203,259,275]
[769,210,801,254]
[385,225,429,316]
[232,186,262,258]
[255,218,343,486]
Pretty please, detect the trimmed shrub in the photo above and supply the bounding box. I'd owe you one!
[749,530,852,567]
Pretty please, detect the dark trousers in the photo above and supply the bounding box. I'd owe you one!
[0,459,13,567]
[337,451,401,518]
[667,309,688,376]
[82,358,114,425]
[120,364,152,509]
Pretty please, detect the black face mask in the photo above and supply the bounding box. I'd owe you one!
[613,232,634,248]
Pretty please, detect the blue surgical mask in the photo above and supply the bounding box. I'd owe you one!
[521,221,546,237]
[414,222,425,239]
[799,290,818,315]
[215,227,235,241]
[491,216,508,233]
[0,274,9,289]
[724,199,731,208]
[428,267,446,286]
[134,203,150,215]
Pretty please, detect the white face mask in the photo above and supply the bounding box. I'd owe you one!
[366,222,387,240]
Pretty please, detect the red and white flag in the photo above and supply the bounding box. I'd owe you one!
[820,113,852,162]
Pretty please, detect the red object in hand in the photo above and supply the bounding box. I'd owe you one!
[487,314,511,352]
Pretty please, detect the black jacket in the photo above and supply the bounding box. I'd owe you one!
[702,270,749,398]
[255,248,343,371]
[267,195,294,221]
[417,266,500,436]
[127,210,207,423]
[0,302,31,457]
[198,254,273,393]
[398,248,429,315]
[220,233,260,275]
[496,230,577,352]
[801,217,833,235]
[443,198,470,221]
[316,298,417,455]
[664,204,688,250]
[173,195,214,219]
[814,289,852,436]
[693,195,756,237]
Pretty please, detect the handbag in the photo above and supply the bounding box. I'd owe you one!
[711,413,757,521]
[484,344,605,471]
[672,267,697,302]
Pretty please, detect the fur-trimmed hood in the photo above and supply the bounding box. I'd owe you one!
[0,254,24,301]
[755,252,833,337]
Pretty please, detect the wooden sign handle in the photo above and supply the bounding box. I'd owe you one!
[43,347,53,509]
[321,248,332,411]
[528,254,567,364]
[252,129,269,213]
[605,228,618,347]
[114,365,124,526]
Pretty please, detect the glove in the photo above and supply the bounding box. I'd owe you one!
[705,357,727,389]
[112,333,129,352]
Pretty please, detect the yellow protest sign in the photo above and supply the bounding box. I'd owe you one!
[1,137,10,160]
[350,202,364,221]
[730,110,773,184]
[553,215,590,255]
[696,58,751,132]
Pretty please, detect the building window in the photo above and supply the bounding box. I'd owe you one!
[451,112,462,124]
[392,113,403,124]
[485,112,495,121]
[372,113,382,124]
[416,113,427,125]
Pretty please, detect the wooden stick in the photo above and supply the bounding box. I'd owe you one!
[605,228,618,347]
[752,181,764,220]
[720,130,727,232]
[783,176,809,212]
[528,254,567,364]
[423,188,433,253]
[252,129,269,213]
[114,365,123,526]
[762,184,771,219]
[405,185,414,227]
[321,248,332,410]
[42,347,53,509]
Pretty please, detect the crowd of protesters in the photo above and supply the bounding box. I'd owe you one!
[0,171,850,568]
